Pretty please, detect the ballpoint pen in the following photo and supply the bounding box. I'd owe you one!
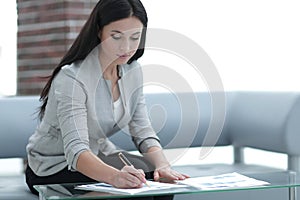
[118,152,150,187]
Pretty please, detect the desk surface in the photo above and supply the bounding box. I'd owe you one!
[34,171,300,200]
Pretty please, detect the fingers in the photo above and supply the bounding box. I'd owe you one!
[137,169,146,177]
[123,173,144,188]
[162,171,181,181]
[115,172,143,188]
[122,166,146,182]
[182,173,191,179]
[170,170,189,180]
[154,168,190,182]
[120,166,147,187]
[153,170,160,181]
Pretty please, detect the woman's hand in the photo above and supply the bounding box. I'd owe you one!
[143,146,190,182]
[110,165,147,188]
[153,166,190,182]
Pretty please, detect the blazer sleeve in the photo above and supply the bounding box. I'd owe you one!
[53,69,90,171]
[129,92,162,153]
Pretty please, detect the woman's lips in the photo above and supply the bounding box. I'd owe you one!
[118,54,131,59]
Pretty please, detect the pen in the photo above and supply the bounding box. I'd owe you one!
[118,152,150,187]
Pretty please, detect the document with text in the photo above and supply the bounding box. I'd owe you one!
[177,172,270,190]
[75,172,270,195]
[75,180,188,195]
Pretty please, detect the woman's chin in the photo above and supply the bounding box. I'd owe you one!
[116,57,131,65]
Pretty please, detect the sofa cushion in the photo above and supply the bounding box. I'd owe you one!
[0,174,37,200]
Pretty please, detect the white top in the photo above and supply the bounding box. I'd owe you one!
[113,97,124,123]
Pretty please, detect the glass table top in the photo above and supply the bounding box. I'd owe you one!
[34,171,300,200]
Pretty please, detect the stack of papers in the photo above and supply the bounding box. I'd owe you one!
[177,172,270,190]
[75,172,270,195]
[75,180,188,195]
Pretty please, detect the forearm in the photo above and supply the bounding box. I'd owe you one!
[77,150,147,188]
[143,146,170,169]
[76,150,119,184]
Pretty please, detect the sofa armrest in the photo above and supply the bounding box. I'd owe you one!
[228,92,300,169]
[0,96,40,159]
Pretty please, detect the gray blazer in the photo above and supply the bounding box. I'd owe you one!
[26,45,161,176]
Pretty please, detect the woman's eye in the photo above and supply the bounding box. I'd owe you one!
[130,33,141,41]
[130,36,140,41]
[111,34,122,40]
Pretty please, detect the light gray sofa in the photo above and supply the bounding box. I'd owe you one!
[1,91,300,200]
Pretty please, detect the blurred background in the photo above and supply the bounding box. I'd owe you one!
[1,0,300,97]
[1,0,299,174]
[0,1,17,96]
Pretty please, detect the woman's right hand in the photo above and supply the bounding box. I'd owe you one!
[110,165,147,188]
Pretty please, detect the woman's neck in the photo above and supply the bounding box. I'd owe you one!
[99,53,118,81]
[100,58,120,101]
[103,65,119,81]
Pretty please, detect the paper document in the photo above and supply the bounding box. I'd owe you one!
[75,180,188,195]
[75,172,270,195]
[177,172,270,190]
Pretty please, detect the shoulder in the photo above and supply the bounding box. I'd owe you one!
[53,61,84,91]
[60,61,82,77]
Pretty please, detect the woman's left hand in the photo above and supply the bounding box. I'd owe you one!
[153,166,190,182]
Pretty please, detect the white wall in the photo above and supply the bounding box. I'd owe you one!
[1,1,299,95]
[141,0,300,92]
[0,1,17,96]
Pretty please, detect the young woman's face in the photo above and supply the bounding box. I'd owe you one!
[99,16,144,66]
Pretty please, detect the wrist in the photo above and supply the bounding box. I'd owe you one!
[155,162,171,170]
[145,147,171,169]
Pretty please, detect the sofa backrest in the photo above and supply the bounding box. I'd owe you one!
[0,92,231,159]
[1,91,300,159]
[111,92,232,151]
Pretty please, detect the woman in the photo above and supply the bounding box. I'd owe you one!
[25,0,188,198]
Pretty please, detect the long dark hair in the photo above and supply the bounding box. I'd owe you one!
[39,0,148,119]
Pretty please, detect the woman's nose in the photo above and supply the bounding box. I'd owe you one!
[119,39,130,52]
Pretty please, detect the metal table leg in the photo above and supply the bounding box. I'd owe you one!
[289,171,297,200]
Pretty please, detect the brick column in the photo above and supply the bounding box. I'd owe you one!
[17,0,97,95]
